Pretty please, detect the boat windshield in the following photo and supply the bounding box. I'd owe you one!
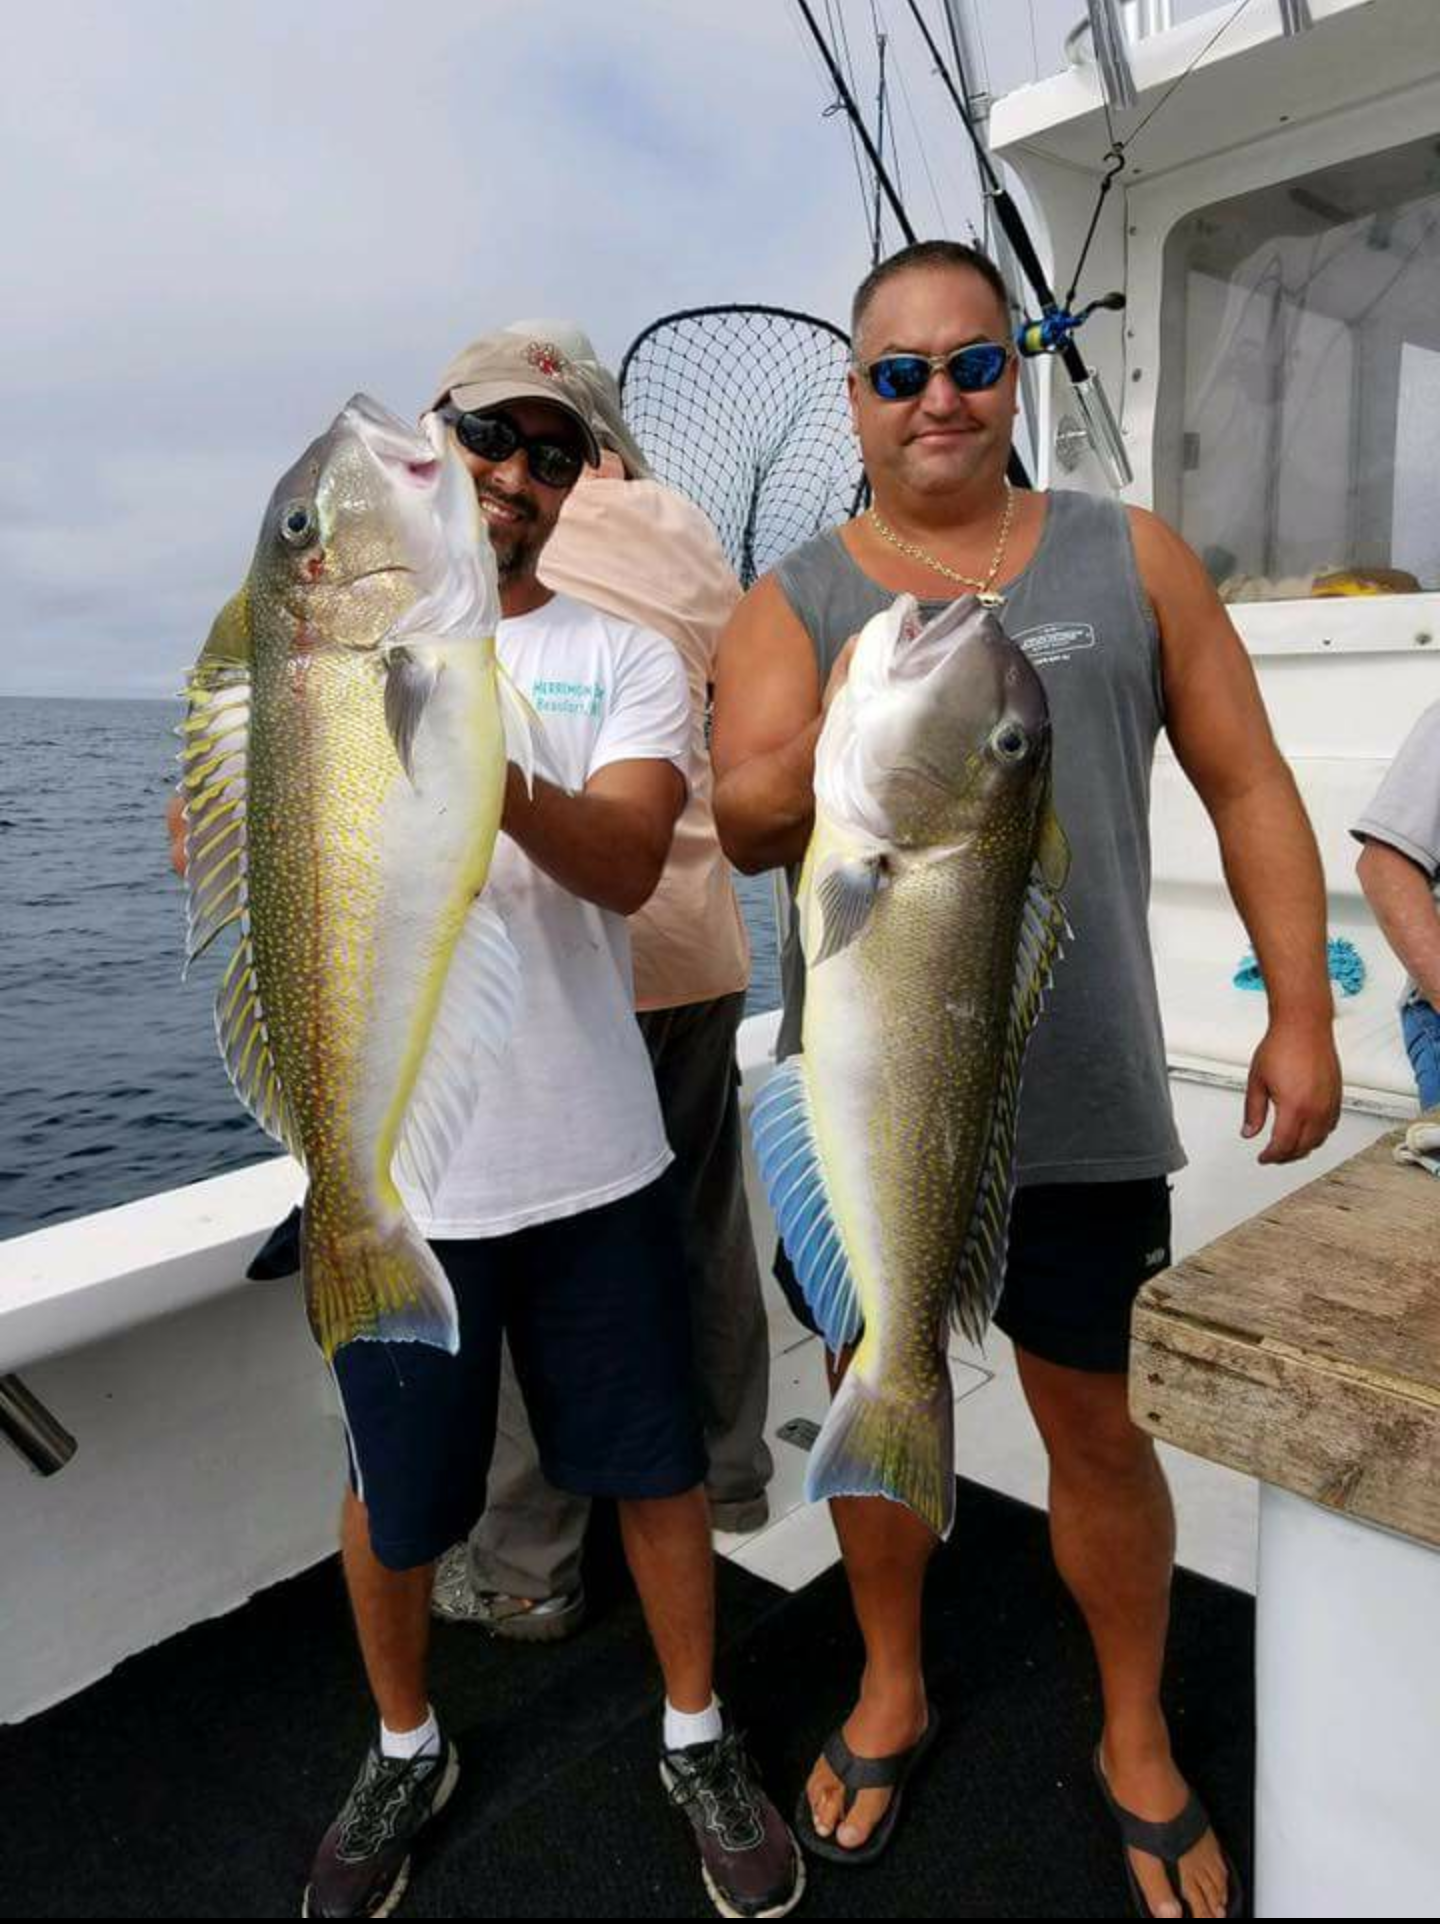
[1154,133,1440,604]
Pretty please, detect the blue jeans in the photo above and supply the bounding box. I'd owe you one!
[1402,999,1440,1111]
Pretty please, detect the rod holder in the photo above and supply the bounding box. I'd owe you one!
[0,1375,78,1477]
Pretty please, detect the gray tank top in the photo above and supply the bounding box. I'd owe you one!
[773,488,1184,1187]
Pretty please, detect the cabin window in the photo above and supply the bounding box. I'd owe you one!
[1155,134,1440,602]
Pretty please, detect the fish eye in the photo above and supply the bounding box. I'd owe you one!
[279,500,318,548]
[991,721,1029,762]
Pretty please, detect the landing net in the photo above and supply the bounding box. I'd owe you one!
[619,304,867,588]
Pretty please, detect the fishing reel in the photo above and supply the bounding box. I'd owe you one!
[1015,291,1127,359]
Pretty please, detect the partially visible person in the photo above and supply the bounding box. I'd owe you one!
[1354,700,1440,1110]
[286,330,800,1920]
[431,320,773,1644]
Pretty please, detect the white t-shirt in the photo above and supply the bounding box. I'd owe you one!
[404,592,691,1237]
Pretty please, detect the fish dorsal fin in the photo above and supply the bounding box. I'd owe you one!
[198,585,252,669]
[180,643,305,1159]
[1036,799,1071,892]
[948,861,1071,1343]
[391,898,521,1211]
[179,658,252,967]
[213,935,304,1159]
[809,852,891,968]
[750,1059,862,1353]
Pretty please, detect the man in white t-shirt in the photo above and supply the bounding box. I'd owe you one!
[303,334,801,1923]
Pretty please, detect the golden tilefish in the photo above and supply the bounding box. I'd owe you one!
[753,595,1069,1537]
[179,396,529,1359]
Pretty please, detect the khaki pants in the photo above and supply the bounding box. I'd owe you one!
[466,990,773,1599]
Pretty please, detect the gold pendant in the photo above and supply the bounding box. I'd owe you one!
[978,590,1006,608]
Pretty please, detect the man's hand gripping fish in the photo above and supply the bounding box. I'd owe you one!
[753,595,1069,1538]
[179,396,532,1359]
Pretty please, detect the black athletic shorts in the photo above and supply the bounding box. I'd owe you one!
[773,1177,1173,1375]
[330,1174,706,1570]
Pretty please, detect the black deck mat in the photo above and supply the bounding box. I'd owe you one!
[0,1480,1253,1919]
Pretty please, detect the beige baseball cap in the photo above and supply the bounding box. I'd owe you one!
[502,319,652,479]
[428,331,602,466]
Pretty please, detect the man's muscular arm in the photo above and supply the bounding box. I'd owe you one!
[502,756,684,916]
[712,574,851,874]
[1132,507,1342,1163]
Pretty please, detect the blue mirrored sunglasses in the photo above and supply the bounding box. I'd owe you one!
[859,342,1013,401]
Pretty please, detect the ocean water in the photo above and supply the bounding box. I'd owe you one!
[0,697,782,1240]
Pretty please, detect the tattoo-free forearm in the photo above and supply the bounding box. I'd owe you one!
[1210,765,1333,1024]
[713,715,823,874]
[502,769,676,916]
[1358,840,1440,1006]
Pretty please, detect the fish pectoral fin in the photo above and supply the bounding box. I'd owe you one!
[383,644,441,782]
[750,1059,862,1353]
[949,871,1069,1342]
[497,662,545,797]
[810,852,890,968]
[392,899,521,1210]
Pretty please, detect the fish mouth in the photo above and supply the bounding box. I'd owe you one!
[338,564,415,588]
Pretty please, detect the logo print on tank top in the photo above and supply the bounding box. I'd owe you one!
[1010,622,1098,667]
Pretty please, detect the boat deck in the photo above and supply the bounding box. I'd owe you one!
[0,1465,1254,1920]
[0,1262,1260,1918]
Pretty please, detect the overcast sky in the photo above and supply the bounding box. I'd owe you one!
[2,0,1214,698]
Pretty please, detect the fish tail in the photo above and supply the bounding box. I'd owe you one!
[302,1196,459,1361]
[806,1365,956,1539]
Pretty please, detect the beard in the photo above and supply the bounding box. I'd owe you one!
[493,528,542,578]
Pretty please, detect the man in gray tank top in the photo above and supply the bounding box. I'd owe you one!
[713,241,1341,1919]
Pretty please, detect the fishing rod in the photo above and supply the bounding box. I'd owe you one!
[906,0,1133,485]
[793,0,1032,488]
[794,0,917,246]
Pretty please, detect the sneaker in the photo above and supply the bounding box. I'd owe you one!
[429,1545,586,1643]
[302,1734,459,1918]
[661,1723,805,1919]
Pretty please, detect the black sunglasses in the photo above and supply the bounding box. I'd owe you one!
[441,407,585,489]
[858,342,1013,401]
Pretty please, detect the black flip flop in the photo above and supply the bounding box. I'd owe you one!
[1092,1748,1246,1919]
[794,1706,940,1866]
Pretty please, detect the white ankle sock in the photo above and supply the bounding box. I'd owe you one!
[380,1706,441,1762]
[664,1695,723,1751]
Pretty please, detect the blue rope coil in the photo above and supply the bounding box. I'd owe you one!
[1233,937,1366,997]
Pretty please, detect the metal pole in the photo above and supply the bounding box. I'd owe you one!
[0,1375,77,1476]
[938,0,992,141]
[1087,0,1140,110]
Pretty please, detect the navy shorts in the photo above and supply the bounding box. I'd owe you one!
[331,1175,707,1570]
[774,1178,1173,1376]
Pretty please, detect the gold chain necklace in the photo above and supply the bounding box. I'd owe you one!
[869,478,1016,607]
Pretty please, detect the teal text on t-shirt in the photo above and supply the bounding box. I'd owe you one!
[532,678,605,718]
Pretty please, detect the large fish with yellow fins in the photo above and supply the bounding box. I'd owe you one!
[180,395,531,1359]
[753,593,1069,1538]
